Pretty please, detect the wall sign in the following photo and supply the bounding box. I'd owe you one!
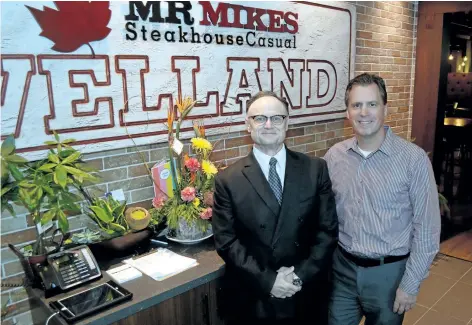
[1,1,355,160]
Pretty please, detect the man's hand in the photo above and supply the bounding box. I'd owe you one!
[270,266,301,299]
[277,266,301,286]
[393,288,416,314]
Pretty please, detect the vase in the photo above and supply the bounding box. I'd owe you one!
[167,218,213,244]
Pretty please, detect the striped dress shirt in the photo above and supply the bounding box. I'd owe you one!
[324,126,441,295]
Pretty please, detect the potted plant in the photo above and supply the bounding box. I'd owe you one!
[148,96,219,243]
[1,133,98,260]
[81,194,167,256]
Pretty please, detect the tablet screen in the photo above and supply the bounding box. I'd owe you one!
[58,283,123,316]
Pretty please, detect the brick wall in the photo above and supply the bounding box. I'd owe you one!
[0,2,418,324]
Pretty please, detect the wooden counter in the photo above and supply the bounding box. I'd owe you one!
[31,239,226,325]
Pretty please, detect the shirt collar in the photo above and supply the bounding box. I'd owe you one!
[253,144,287,166]
[346,126,395,157]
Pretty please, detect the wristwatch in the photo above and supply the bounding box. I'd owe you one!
[293,277,303,287]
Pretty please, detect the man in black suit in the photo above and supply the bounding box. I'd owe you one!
[212,91,339,325]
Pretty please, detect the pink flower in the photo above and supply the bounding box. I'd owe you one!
[152,195,166,209]
[185,157,201,172]
[181,186,196,202]
[200,207,212,220]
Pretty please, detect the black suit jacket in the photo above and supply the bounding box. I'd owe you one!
[212,148,338,322]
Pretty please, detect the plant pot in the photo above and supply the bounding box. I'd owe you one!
[8,244,48,288]
[88,229,153,261]
[125,207,151,231]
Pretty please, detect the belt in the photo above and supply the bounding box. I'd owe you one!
[338,245,409,267]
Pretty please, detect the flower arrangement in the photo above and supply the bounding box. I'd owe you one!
[149,96,219,239]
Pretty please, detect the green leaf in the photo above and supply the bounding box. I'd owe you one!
[113,202,126,218]
[54,166,67,189]
[103,228,116,235]
[42,185,54,196]
[19,180,35,188]
[62,165,87,177]
[72,174,84,184]
[41,209,56,225]
[61,151,81,165]
[57,210,69,232]
[44,141,58,146]
[1,160,10,185]
[1,135,15,157]
[90,206,113,223]
[48,152,60,164]
[59,149,76,159]
[0,184,14,197]
[38,163,57,172]
[103,200,113,216]
[61,138,76,144]
[75,162,98,173]
[54,132,60,142]
[5,154,28,164]
[36,187,43,201]
[7,164,24,181]
[109,223,126,233]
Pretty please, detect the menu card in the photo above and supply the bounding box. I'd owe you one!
[123,248,198,281]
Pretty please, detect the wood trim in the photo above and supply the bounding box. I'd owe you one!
[411,2,472,155]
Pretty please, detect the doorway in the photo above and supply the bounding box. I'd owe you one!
[412,3,472,262]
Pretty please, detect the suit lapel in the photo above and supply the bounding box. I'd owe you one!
[271,149,302,246]
[242,152,281,217]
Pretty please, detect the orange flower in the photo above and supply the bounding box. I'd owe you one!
[167,107,174,131]
[192,120,206,137]
[176,96,194,114]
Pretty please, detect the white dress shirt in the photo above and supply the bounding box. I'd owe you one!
[253,145,287,189]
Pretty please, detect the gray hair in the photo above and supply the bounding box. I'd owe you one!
[247,91,290,115]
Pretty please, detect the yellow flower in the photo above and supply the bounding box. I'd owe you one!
[191,137,212,152]
[202,160,218,177]
[175,96,194,114]
[192,198,200,207]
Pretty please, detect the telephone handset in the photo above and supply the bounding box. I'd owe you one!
[38,245,102,291]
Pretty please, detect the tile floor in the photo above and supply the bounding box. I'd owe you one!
[359,254,472,325]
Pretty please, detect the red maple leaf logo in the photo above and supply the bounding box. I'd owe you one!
[26,1,111,56]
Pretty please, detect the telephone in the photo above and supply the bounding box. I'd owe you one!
[8,244,102,297]
[41,245,102,290]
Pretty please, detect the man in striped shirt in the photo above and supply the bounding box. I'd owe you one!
[324,73,441,325]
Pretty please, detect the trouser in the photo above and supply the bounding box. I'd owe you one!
[328,247,407,325]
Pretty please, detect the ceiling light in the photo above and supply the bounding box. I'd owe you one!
[449,54,454,60]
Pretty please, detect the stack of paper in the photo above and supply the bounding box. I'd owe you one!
[123,248,198,281]
[106,264,142,284]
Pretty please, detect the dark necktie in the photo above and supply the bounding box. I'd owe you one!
[269,157,283,205]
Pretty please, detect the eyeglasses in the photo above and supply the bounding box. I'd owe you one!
[249,115,287,125]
